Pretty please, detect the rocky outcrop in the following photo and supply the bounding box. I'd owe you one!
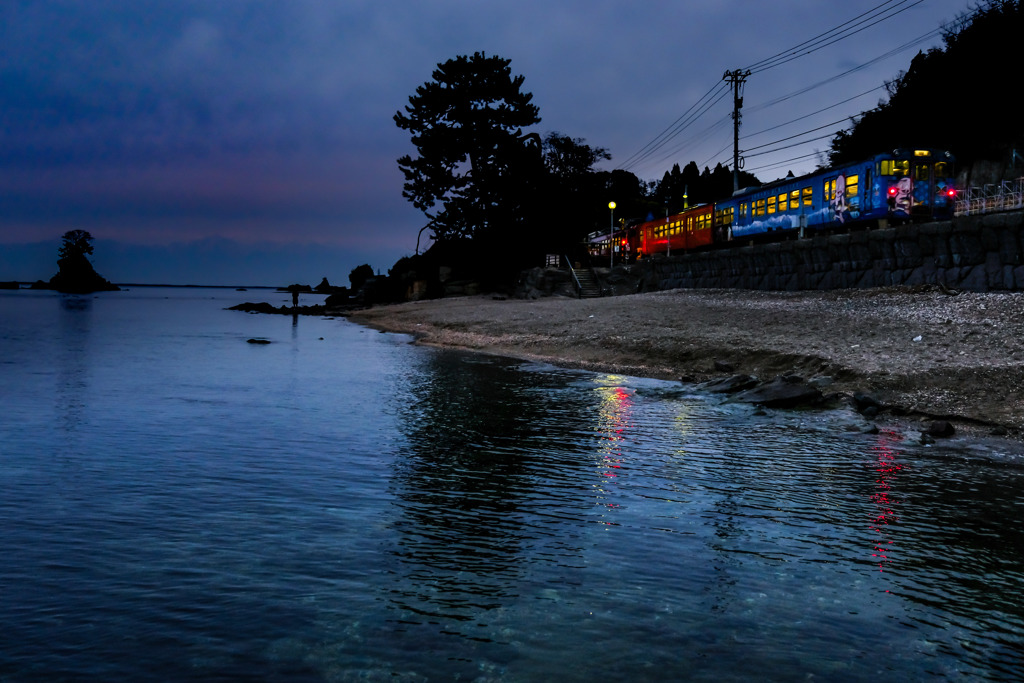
[700,374,759,393]
[33,254,118,293]
[729,375,823,408]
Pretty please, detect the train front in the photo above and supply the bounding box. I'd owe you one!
[879,149,956,221]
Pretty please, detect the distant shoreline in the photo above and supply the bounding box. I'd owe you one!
[2,282,292,290]
[345,288,1024,441]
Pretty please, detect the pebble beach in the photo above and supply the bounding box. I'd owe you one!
[345,286,1024,437]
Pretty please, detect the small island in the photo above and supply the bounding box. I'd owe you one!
[30,230,119,293]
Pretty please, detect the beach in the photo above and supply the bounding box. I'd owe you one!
[345,287,1024,436]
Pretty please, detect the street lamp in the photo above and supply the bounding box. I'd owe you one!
[608,201,616,268]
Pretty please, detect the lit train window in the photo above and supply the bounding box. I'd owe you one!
[823,178,835,201]
[893,159,910,176]
[755,199,765,216]
[846,174,859,197]
[935,162,950,177]
[767,196,776,214]
[789,190,800,209]
[915,164,929,180]
[778,193,787,211]
[879,160,893,175]
[802,187,812,206]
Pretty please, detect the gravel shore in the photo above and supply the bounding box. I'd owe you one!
[344,287,1024,436]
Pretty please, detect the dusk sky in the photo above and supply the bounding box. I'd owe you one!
[0,0,973,286]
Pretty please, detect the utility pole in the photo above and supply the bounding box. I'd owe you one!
[723,69,750,193]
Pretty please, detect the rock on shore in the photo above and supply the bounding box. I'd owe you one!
[344,287,1024,436]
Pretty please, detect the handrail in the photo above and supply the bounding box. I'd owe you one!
[564,255,583,298]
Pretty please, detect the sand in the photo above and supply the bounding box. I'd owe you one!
[344,287,1024,436]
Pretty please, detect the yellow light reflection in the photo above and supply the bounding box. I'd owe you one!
[592,377,634,524]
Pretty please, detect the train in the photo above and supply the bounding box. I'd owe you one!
[591,148,957,262]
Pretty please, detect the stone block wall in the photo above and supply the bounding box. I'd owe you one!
[644,212,1024,292]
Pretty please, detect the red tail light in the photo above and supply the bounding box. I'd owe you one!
[946,188,956,197]
[888,186,898,196]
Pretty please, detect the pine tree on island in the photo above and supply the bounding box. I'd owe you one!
[41,230,119,293]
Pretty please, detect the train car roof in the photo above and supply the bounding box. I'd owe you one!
[726,148,954,200]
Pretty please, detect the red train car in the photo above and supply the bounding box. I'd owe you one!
[635,204,714,258]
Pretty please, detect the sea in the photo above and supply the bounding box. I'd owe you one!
[2,286,1024,682]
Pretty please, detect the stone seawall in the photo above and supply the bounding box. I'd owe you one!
[645,211,1024,292]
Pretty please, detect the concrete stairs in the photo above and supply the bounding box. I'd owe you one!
[573,267,603,298]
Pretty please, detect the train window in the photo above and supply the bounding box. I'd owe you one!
[755,199,765,216]
[879,160,893,175]
[802,187,812,206]
[767,196,776,214]
[823,178,835,202]
[893,159,910,176]
[935,162,950,177]
[846,174,859,197]
[777,193,788,211]
[789,190,800,209]
[740,203,748,218]
[915,164,929,180]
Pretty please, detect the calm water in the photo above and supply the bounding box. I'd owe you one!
[2,287,1024,681]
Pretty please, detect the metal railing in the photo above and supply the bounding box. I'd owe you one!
[563,256,584,298]
[955,177,1024,216]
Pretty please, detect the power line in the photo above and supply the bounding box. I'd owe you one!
[617,82,728,170]
[742,114,870,154]
[744,150,825,176]
[619,0,962,179]
[743,85,884,139]
[747,0,927,74]
[697,25,950,172]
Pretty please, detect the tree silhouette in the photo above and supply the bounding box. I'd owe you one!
[830,0,1024,169]
[42,229,118,293]
[349,263,374,291]
[58,230,95,261]
[395,52,542,244]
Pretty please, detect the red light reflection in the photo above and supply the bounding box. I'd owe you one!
[869,430,903,572]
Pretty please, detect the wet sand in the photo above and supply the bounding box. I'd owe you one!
[344,287,1024,436]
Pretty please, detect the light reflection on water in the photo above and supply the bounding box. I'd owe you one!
[1,288,1024,681]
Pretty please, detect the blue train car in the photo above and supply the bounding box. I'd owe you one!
[718,149,955,240]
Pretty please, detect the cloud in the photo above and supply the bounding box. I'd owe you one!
[0,0,973,283]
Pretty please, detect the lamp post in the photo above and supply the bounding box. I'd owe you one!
[608,201,616,268]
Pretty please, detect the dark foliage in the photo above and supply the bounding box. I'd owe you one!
[348,263,375,291]
[58,230,95,261]
[395,52,543,245]
[830,0,1024,168]
[652,161,761,212]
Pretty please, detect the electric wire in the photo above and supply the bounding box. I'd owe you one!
[743,0,907,71]
[746,0,927,74]
[619,1,963,179]
[616,82,729,170]
[697,24,949,172]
